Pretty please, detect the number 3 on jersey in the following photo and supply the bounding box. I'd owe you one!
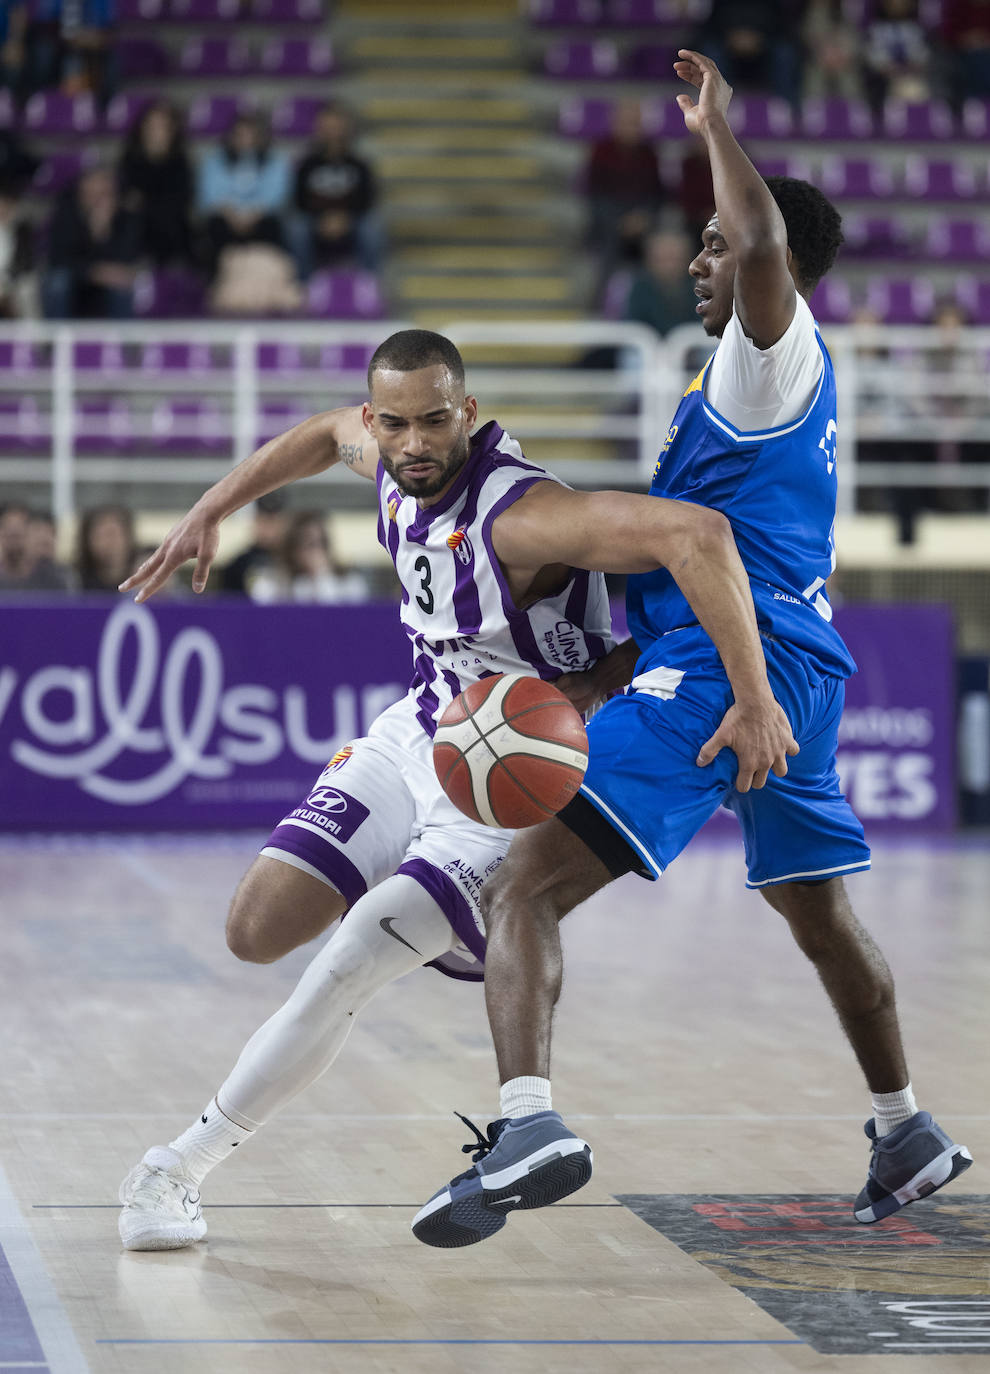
[414,555,434,614]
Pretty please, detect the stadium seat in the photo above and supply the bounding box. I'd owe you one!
[840,215,912,261]
[902,156,980,201]
[32,153,89,195]
[0,342,48,376]
[809,277,853,324]
[753,154,813,181]
[74,400,134,454]
[557,95,687,139]
[960,97,990,140]
[607,0,685,24]
[119,37,170,78]
[600,268,633,320]
[731,95,795,139]
[271,96,325,137]
[116,0,165,18]
[256,401,311,445]
[179,36,253,76]
[306,271,386,320]
[249,0,323,20]
[258,343,304,372]
[920,218,990,262]
[526,0,604,24]
[956,277,990,324]
[73,342,126,373]
[186,95,245,136]
[800,97,874,141]
[259,37,334,76]
[169,0,242,20]
[148,400,228,454]
[104,92,156,135]
[0,398,48,453]
[140,342,221,374]
[22,92,100,135]
[626,44,680,81]
[882,99,954,141]
[321,342,377,373]
[543,39,623,79]
[0,90,13,130]
[866,277,936,324]
[820,156,895,199]
[132,267,208,319]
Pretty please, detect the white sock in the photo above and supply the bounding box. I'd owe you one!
[500,1076,552,1121]
[168,1097,254,1186]
[871,1083,918,1137]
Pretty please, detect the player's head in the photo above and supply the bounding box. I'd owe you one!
[690,176,843,337]
[364,330,477,505]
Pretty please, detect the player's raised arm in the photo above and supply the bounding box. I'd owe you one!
[492,484,798,788]
[121,405,378,602]
[674,48,795,348]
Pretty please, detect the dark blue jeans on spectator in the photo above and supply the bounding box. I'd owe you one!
[42,267,133,319]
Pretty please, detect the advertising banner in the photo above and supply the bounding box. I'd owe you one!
[0,599,954,832]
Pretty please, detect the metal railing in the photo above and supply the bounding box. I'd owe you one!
[1,319,988,523]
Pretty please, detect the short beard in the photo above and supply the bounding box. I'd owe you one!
[383,432,471,498]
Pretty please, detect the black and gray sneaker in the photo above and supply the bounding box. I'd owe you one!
[854,1110,972,1224]
[412,1110,592,1248]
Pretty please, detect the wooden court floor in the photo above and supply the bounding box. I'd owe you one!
[1,831,988,1374]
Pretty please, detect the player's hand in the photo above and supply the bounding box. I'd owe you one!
[673,49,733,136]
[555,667,603,716]
[119,508,221,602]
[696,695,799,792]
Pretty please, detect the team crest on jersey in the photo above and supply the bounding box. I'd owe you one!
[447,527,473,566]
[322,745,354,775]
[387,498,399,521]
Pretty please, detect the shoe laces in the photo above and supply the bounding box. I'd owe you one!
[120,1162,190,1210]
[448,1111,510,1187]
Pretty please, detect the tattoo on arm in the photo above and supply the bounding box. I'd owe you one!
[340,443,364,468]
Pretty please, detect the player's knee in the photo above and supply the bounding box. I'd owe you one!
[480,855,566,936]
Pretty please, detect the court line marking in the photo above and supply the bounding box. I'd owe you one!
[5,1112,990,1122]
[34,1202,624,1210]
[0,1165,89,1374]
[96,1339,805,1347]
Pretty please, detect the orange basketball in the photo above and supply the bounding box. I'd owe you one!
[433,673,589,829]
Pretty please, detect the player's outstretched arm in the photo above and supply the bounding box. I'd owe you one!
[674,48,795,347]
[492,484,797,789]
[121,406,377,602]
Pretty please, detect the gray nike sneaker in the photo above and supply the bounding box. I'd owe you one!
[118,1146,207,1251]
[412,1110,592,1248]
[854,1111,972,1224]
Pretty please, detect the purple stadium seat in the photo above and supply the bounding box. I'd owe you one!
[271,96,325,137]
[543,39,623,79]
[179,36,253,76]
[140,342,219,374]
[0,342,48,376]
[249,0,323,20]
[260,37,334,76]
[626,44,680,81]
[608,0,685,23]
[148,400,228,455]
[23,92,100,135]
[186,95,244,136]
[956,277,990,324]
[753,154,812,180]
[961,97,990,140]
[820,156,895,199]
[800,97,874,140]
[133,267,208,318]
[902,156,979,201]
[809,278,853,324]
[601,268,633,320]
[73,342,126,373]
[104,93,156,135]
[116,0,165,18]
[882,100,954,141]
[558,97,610,138]
[256,402,310,446]
[0,90,14,130]
[306,270,386,320]
[920,218,990,262]
[866,277,935,325]
[74,400,133,455]
[0,399,48,453]
[119,37,170,78]
[169,0,242,19]
[257,342,303,372]
[527,0,603,23]
[840,215,912,260]
[733,95,795,138]
[32,153,88,195]
[319,342,376,373]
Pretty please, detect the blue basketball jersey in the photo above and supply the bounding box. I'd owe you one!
[627,320,856,680]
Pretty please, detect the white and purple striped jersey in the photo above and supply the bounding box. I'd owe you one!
[376,420,615,737]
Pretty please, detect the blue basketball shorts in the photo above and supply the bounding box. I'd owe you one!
[579,628,871,888]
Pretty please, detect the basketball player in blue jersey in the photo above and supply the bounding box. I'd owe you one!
[415,52,972,1248]
[115,328,795,1250]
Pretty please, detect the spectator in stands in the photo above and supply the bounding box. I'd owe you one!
[0,126,40,195]
[118,101,195,268]
[800,0,864,101]
[694,0,805,107]
[0,188,36,317]
[248,510,371,605]
[623,228,700,338]
[861,0,932,114]
[289,102,384,278]
[0,502,72,590]
[0,3,28,98]
[22,0,117,102]
[583,99,664,281]
[41,165,143,318]
[197,112,291,276]
[941,0,990,103]
[76,503,138,592]
[219,491,289,595]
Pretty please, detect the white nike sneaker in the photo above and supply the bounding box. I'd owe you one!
[118,1146,207,1251]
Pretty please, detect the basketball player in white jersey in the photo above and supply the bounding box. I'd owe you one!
[116,329,796,1250]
